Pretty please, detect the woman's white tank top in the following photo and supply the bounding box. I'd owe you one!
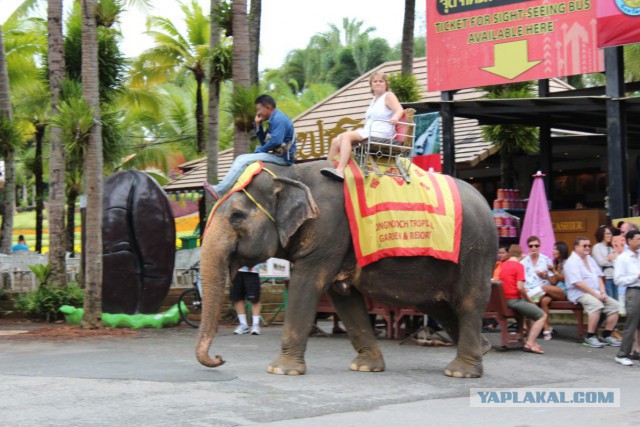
[361,92,395,139]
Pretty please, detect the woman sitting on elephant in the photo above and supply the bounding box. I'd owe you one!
[320,71,404,182]
[499,244,547,354]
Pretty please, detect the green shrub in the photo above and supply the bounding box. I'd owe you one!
[15,283,84,322]
[28,264,52,285]
[388,73,422,103]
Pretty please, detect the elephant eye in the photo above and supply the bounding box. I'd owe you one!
[230,210,247,225]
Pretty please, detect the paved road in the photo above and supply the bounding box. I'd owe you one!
[1,322,638,426]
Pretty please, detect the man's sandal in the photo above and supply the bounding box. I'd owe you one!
[203,181,219,200]
[523,343,544,354]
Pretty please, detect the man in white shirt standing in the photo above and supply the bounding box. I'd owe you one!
[564,236,621,348]
[520,236,554,301]
[613,230,640,366]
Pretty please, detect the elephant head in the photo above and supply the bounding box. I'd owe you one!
[196,170,319,367]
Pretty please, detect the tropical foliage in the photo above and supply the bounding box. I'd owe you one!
[480,82,539,188]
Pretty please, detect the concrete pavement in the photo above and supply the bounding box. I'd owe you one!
[1,322,639,426]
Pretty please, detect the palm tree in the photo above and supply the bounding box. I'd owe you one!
[12,83,49,253]
[139,0,211,153]
[48,0,67,286]
[0,25,17,254]
[206,0,227,209]
[81,0,104,329]
[231,0,251,157]
[401,0,415,77]
[480,83,539,189]
[277,18,390,91]
[248,0,261,87]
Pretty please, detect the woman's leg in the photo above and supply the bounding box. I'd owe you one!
[335,131,363,174]
[327,137,341,163]
[539,295,552,333]
[541,285,566,301]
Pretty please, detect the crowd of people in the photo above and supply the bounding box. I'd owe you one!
[493,222,640,366]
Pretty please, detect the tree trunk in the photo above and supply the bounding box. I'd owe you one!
[0,25,15,255]
[248,0,261,87]
[501,150,516,189]
[401,0,415,77]
[232,0,251,158]
[196,75,205,154]
[48,0,67,286]
[34,124,45,253]
[66,187,78,256]
[207,0,221,212]
[81,0,103,329]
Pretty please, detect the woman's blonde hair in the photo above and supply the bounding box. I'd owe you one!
[369,71,389,93]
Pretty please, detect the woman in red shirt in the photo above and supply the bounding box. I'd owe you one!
[499,245,547,354]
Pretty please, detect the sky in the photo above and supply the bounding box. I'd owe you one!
[1,0,427,70]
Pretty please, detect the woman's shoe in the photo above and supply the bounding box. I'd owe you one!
[543,328,553,341]
[320,167,344,182]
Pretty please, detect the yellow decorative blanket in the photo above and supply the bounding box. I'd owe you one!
[204,162,264,234]
[343,158,462,267]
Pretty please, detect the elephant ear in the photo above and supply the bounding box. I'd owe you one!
[273,176,320,248]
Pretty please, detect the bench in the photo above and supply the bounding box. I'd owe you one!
[316,293,410,339]
[484,280,585,348]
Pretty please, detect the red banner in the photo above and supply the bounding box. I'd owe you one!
[426,0,604,92]
[597,0,640,48]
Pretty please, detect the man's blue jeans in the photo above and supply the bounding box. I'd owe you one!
[605,278,618,301]
[212,153,289,196]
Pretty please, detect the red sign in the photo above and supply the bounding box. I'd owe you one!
[597,0,640,47]
[427,0,604,92]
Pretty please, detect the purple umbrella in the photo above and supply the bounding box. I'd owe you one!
[519,171,556,258]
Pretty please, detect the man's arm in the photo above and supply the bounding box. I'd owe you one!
[572,280,607,300]
[516,280,534,303]
[256,114,289,153]
[614,255,639,286]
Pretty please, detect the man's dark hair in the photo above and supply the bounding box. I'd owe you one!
[626,230,640,242]
[255,94,276,108]
[526,235,540,244]
[574,236,589,247]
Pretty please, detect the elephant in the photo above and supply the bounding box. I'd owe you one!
[196,161,497,378]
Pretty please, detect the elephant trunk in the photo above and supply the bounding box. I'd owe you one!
[195,230,231,368]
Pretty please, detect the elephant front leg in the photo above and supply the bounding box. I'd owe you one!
[327,287,385,372]
[267,268,330,376]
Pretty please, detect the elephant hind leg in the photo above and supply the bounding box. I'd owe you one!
[448,295,487,378]
[425,297,486,378]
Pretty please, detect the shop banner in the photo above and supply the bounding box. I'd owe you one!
[597,0,640,47]
[427,0,603,91]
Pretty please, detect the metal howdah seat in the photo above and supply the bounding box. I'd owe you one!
[353,108,416,182]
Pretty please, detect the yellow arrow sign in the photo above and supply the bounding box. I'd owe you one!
[481,40,541,80]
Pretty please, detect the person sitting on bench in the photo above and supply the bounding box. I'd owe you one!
[320,71,403,182]
[204,94,295,200]
[499,244,547,354]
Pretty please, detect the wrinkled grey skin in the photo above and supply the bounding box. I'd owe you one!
[196,161,497,378]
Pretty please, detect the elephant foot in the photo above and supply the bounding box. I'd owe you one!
[444,356,483,378]
[349,353,385,372]
[481,335,492,355]
[267,355,307,375]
